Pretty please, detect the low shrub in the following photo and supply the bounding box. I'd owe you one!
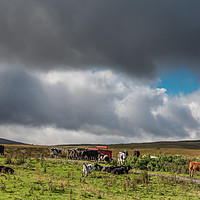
[127,154,193,174]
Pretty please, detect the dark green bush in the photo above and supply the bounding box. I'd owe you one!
[127,154,193,174]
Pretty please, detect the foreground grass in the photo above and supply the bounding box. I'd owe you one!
[0,157,200,199]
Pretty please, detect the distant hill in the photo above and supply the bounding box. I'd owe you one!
[108,140,200,149]
[0,138,28,145]
[60,140,200,150]
[0,137,200,149]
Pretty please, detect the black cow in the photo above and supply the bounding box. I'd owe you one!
[133,150,140,158]
[0,145,4,155]
[84,150,99,161]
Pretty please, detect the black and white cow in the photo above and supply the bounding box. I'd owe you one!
[111,165,132,175]
[118,151,128,165]
[82,163,94,177]
[98,153,110,163]
[50,148,62,158]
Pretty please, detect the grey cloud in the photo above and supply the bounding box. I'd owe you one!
[0,1,200,78]
[0,67,200,143]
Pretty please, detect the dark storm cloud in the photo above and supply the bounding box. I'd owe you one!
[0,0,200,78]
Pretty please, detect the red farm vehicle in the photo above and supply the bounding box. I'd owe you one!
[88,146,112,159]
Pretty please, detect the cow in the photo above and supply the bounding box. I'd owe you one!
[0,166,14,174]
[68,148,77,159]
[189,161,200,177]
[98,154,110,163]
[133,150,140,158]
[124,150,128,157]
[0,145,4,155]
[104,165,122,173]
[50,148,62,158]
[111,165,132,175]
[82,163,94,177]
[83,150,99,161]
[118,151,128,165]
[98,153,105,162]
[99,165,120,173]
[76,148,87,160]
[102,155,110,163]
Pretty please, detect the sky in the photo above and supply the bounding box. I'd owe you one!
[0,0,200,145]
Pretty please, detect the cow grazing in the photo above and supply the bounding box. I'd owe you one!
[0,145,4,155]
[189,161,200,177]
[82,163,94,177]
[0,166,14,174]
[133,150,140,158]
[118,152,127,165]
[50,148,62,158]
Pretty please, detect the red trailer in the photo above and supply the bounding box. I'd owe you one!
[88,146,112,159]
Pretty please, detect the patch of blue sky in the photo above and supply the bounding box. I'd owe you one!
[154,68,199,95]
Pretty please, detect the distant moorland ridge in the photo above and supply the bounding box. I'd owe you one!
[108,140,200,149]
[0,138,28,145]
[0,137,200,149]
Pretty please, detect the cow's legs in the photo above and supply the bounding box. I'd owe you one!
[191,169,194,177]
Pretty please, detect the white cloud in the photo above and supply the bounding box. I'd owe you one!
[0,68,200,144]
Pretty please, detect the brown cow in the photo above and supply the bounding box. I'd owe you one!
[189,161,200,177]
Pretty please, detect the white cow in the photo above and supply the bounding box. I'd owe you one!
[118,152,127,165]
[82,163,94,177]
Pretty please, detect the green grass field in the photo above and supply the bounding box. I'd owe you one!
[1,157,200,200]
[0,145,200,199]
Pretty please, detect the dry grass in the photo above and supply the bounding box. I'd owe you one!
[2,144,200,160]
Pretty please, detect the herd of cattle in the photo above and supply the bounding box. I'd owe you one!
[50,147,112,162]
[50,147,140,164]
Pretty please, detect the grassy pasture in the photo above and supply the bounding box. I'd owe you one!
[0,145,200,199]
